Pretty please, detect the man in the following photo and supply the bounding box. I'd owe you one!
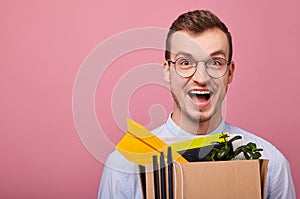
[98,10,296,199]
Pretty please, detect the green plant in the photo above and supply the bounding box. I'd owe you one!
[205,132,263,161]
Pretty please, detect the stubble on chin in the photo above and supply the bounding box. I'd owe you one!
[171,90,211,123]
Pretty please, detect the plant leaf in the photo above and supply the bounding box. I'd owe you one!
[252,152,262,159]
[247,142,257,150]
[217,149,226,159]
[234,146,243,157]
[243,152,250,160]
[255,148,263,152]
[242,145,252,153]
[228,135,242,143]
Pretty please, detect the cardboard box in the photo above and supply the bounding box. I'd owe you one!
[145,159,268,199]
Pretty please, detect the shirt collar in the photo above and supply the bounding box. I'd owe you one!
[165,113,226,137]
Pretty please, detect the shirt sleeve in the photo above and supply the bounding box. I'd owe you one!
[97,150,143,199]
[267,148,296,199]
[98,165,130,199]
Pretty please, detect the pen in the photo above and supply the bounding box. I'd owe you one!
[168,146,174,199]
[160,152,166,199]
[153,155,160,199]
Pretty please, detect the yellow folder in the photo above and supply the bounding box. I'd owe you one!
[116,119,187,166]
[116,119,227,166]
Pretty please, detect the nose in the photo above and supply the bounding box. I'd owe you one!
[191,62,210,84]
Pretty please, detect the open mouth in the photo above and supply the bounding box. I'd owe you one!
[188,90,211,103]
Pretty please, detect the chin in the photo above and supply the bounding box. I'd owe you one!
[185,110,213,123]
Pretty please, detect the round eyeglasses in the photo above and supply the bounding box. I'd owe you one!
[167,56,231,79]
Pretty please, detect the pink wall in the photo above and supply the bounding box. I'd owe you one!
[1,0,299,198]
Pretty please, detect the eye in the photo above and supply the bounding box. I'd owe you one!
[210,60,221,66]
[176,57,195,70]
[178,58,191,65]
[207,58,226,68]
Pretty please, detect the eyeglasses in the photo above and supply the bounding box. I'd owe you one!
[167,56,231,79]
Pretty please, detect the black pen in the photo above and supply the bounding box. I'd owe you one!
[160,152,166,199]
[168,146,174,199]
[153,155,160,199]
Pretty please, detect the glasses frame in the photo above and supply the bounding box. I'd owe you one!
[167,57,231,79]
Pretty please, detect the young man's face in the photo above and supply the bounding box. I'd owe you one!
[163,28,235,128]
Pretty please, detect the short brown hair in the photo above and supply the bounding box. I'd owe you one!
[165,10,233,62]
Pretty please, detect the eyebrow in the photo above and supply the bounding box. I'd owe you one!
[174,50,227,60]
[174,51,194,58]
[210,50,227,59]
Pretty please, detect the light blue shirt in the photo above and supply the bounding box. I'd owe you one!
[98,116,296,199]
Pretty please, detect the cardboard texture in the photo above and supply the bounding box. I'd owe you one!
[145,159,269,199]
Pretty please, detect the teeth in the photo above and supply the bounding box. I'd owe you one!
[189,90,210,95]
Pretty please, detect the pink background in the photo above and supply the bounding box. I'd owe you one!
[1,0,299,198]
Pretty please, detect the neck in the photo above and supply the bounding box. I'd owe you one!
[171,110,222,135]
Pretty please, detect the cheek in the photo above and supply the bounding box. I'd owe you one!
[170,79,181,94]
[222,76,231,91]
[170,73,187,95]
[219,81,229,97]
[211,79,228,96]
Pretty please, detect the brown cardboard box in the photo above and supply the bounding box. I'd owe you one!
[145,159,268,199]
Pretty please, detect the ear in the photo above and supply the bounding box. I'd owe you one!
[163,61,171,83]
[227,60,235,84]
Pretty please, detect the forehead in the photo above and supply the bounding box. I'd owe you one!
[169,28,229,59]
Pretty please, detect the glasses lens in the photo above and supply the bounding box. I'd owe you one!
[175,57,196,77]
[206,58,228,78]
